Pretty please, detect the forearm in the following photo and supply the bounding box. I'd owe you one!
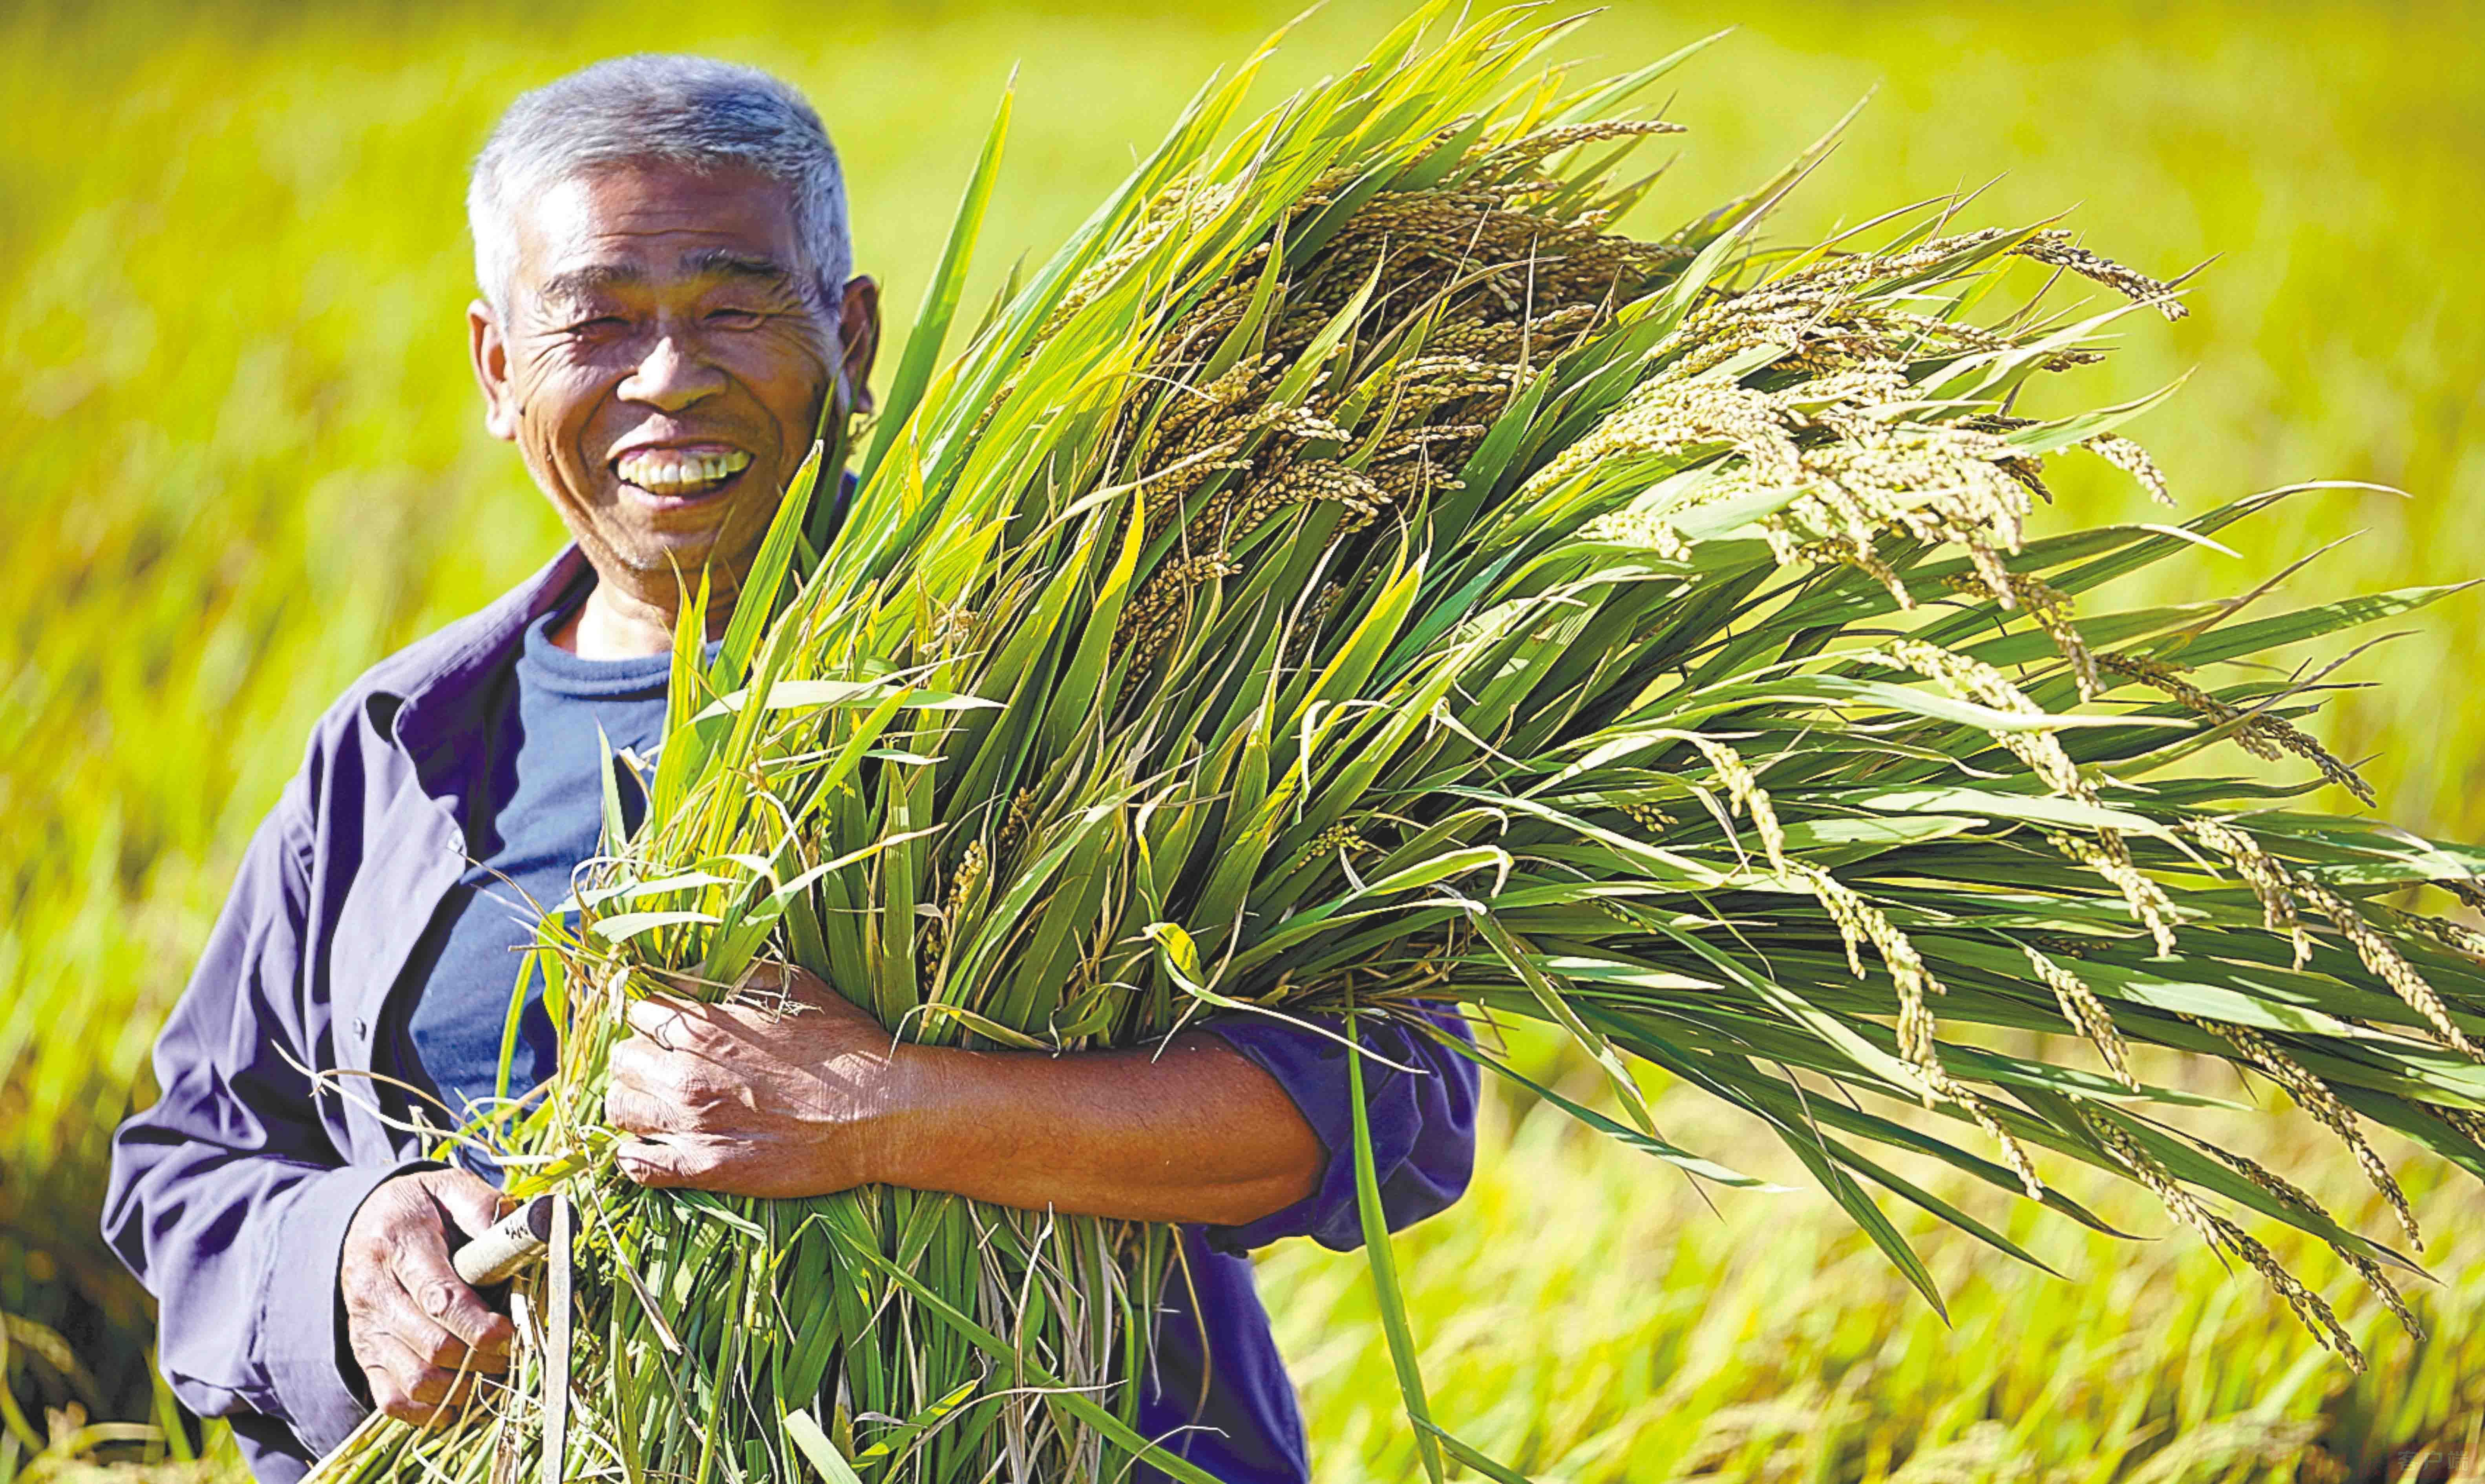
[607,975,1332,1221]
[877,1032,1324,1227]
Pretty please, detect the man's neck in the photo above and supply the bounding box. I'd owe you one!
[551,577,731,660]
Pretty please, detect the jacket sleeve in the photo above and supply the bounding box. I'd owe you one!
[100,765,426,1458]
[1193,1003,1478,1256]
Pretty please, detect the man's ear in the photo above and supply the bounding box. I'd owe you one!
[835,275,882,418]
[468,298,521,442]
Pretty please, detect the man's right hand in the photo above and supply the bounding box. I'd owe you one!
[339,1168,517,1425]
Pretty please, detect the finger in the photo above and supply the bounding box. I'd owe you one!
[437,1366,492,1415]
[613,1028,733,1085]
[402,1358,467,1407]
[419,1326,511,1373]
[348,1336,409,1413]
[378,1384,449,1427]
[615,1135,710,1190]
[603,1082,695,1137]
[389,1228,516,1360]
[431,1168,515,1239]
[625,994,705,1043]
[409,1342,498,1406]
[731,960,790,995]
[727,962,836,1016]
[369,1331,507,1421]
[728,962,826,1014]
[372,1291,507,1375]
[777,965,836,1004]
[354,1287,460,1373]
[714,972,846,1040]
[771,969,870,1025]
[362,1334,468,1422]
[606,1033,654,1094]
[395,1372,479,1429]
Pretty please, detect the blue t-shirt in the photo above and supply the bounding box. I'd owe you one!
[383,603,681,1148]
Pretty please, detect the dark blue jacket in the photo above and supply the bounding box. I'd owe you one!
[102,544,1476,1482]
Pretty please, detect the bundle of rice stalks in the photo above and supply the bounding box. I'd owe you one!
[311,6,2485,1482]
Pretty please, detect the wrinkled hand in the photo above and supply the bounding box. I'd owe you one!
[606,965,906,1198]
[339,1168,516,1426]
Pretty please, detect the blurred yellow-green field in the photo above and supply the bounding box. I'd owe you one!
[6,0,2483,1479]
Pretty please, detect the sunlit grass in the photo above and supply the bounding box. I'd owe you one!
[1265,1028,2485,1481]
[4,0,2481,1476]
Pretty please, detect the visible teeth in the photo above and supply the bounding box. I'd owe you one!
[617,448,753,492]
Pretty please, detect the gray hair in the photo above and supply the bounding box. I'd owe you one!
[468,55,852,313]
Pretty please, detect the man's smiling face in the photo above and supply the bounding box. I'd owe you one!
[468,160,875,595]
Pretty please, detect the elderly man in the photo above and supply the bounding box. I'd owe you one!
[103,54,1474,1484]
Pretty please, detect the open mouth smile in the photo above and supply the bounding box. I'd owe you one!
[613,445,755,505]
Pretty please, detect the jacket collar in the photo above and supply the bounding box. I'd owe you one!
[379,543,595,795]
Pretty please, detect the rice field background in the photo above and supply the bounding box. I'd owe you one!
[4,0,2483,1479]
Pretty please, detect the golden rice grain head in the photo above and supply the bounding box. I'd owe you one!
[999,786,1041,855]
[1793,424,2035,557]
[1864,640,2091,801]
[1522,374,1803,498]
[1367,424,1490,463]
[1115,553,1243,671]
[1678,735,1789,875]
[2081,432,2175,507]
[2182,1011,2417,1246]
[1796,863,1948,1104]
[2103,651,2377,803]
[1803,862,1875,980]
[2195,1141,2422,1338]
[1802,226,2022,293]
[1943,568,2099,699]
[1619,800,1678,836]
[1370,459,1464,506]
[1283,821,1373,878]
[2299,878,2483,1061]
[2189,817,2314,969]
[2078,1108,2364,1367]
[1868,309,2098,374]
[1942,1078,2045,1199]
[1580,507,1693,560]
[2402,911,2485,963]
[1228,460,1389,538]
[2052,829,2182,956]
[1139,452,1252,548]
[2270,723,2377,805]
[2015,229,2190,321]
[950,837,989,913]
[2021,943,2138,1090]
[2432,1101,2485,1153]
[2203,1212,2365,1366]
[1995,455,2057,504]
[1468,118,1690,177]
[2098,653,2279,762]
[1787,533,1911,606]
[1043,179,1238,340]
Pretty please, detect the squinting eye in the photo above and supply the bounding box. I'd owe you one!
[565,316,629,336]
[706,308,766,329]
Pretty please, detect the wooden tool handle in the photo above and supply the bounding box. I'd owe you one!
[451,1194,557,1287]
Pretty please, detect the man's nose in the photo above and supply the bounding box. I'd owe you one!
[618,333,727,412]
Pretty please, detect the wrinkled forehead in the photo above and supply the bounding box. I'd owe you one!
[509,160,814,307]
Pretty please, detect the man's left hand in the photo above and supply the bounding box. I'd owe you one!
[605,966,905,1198]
